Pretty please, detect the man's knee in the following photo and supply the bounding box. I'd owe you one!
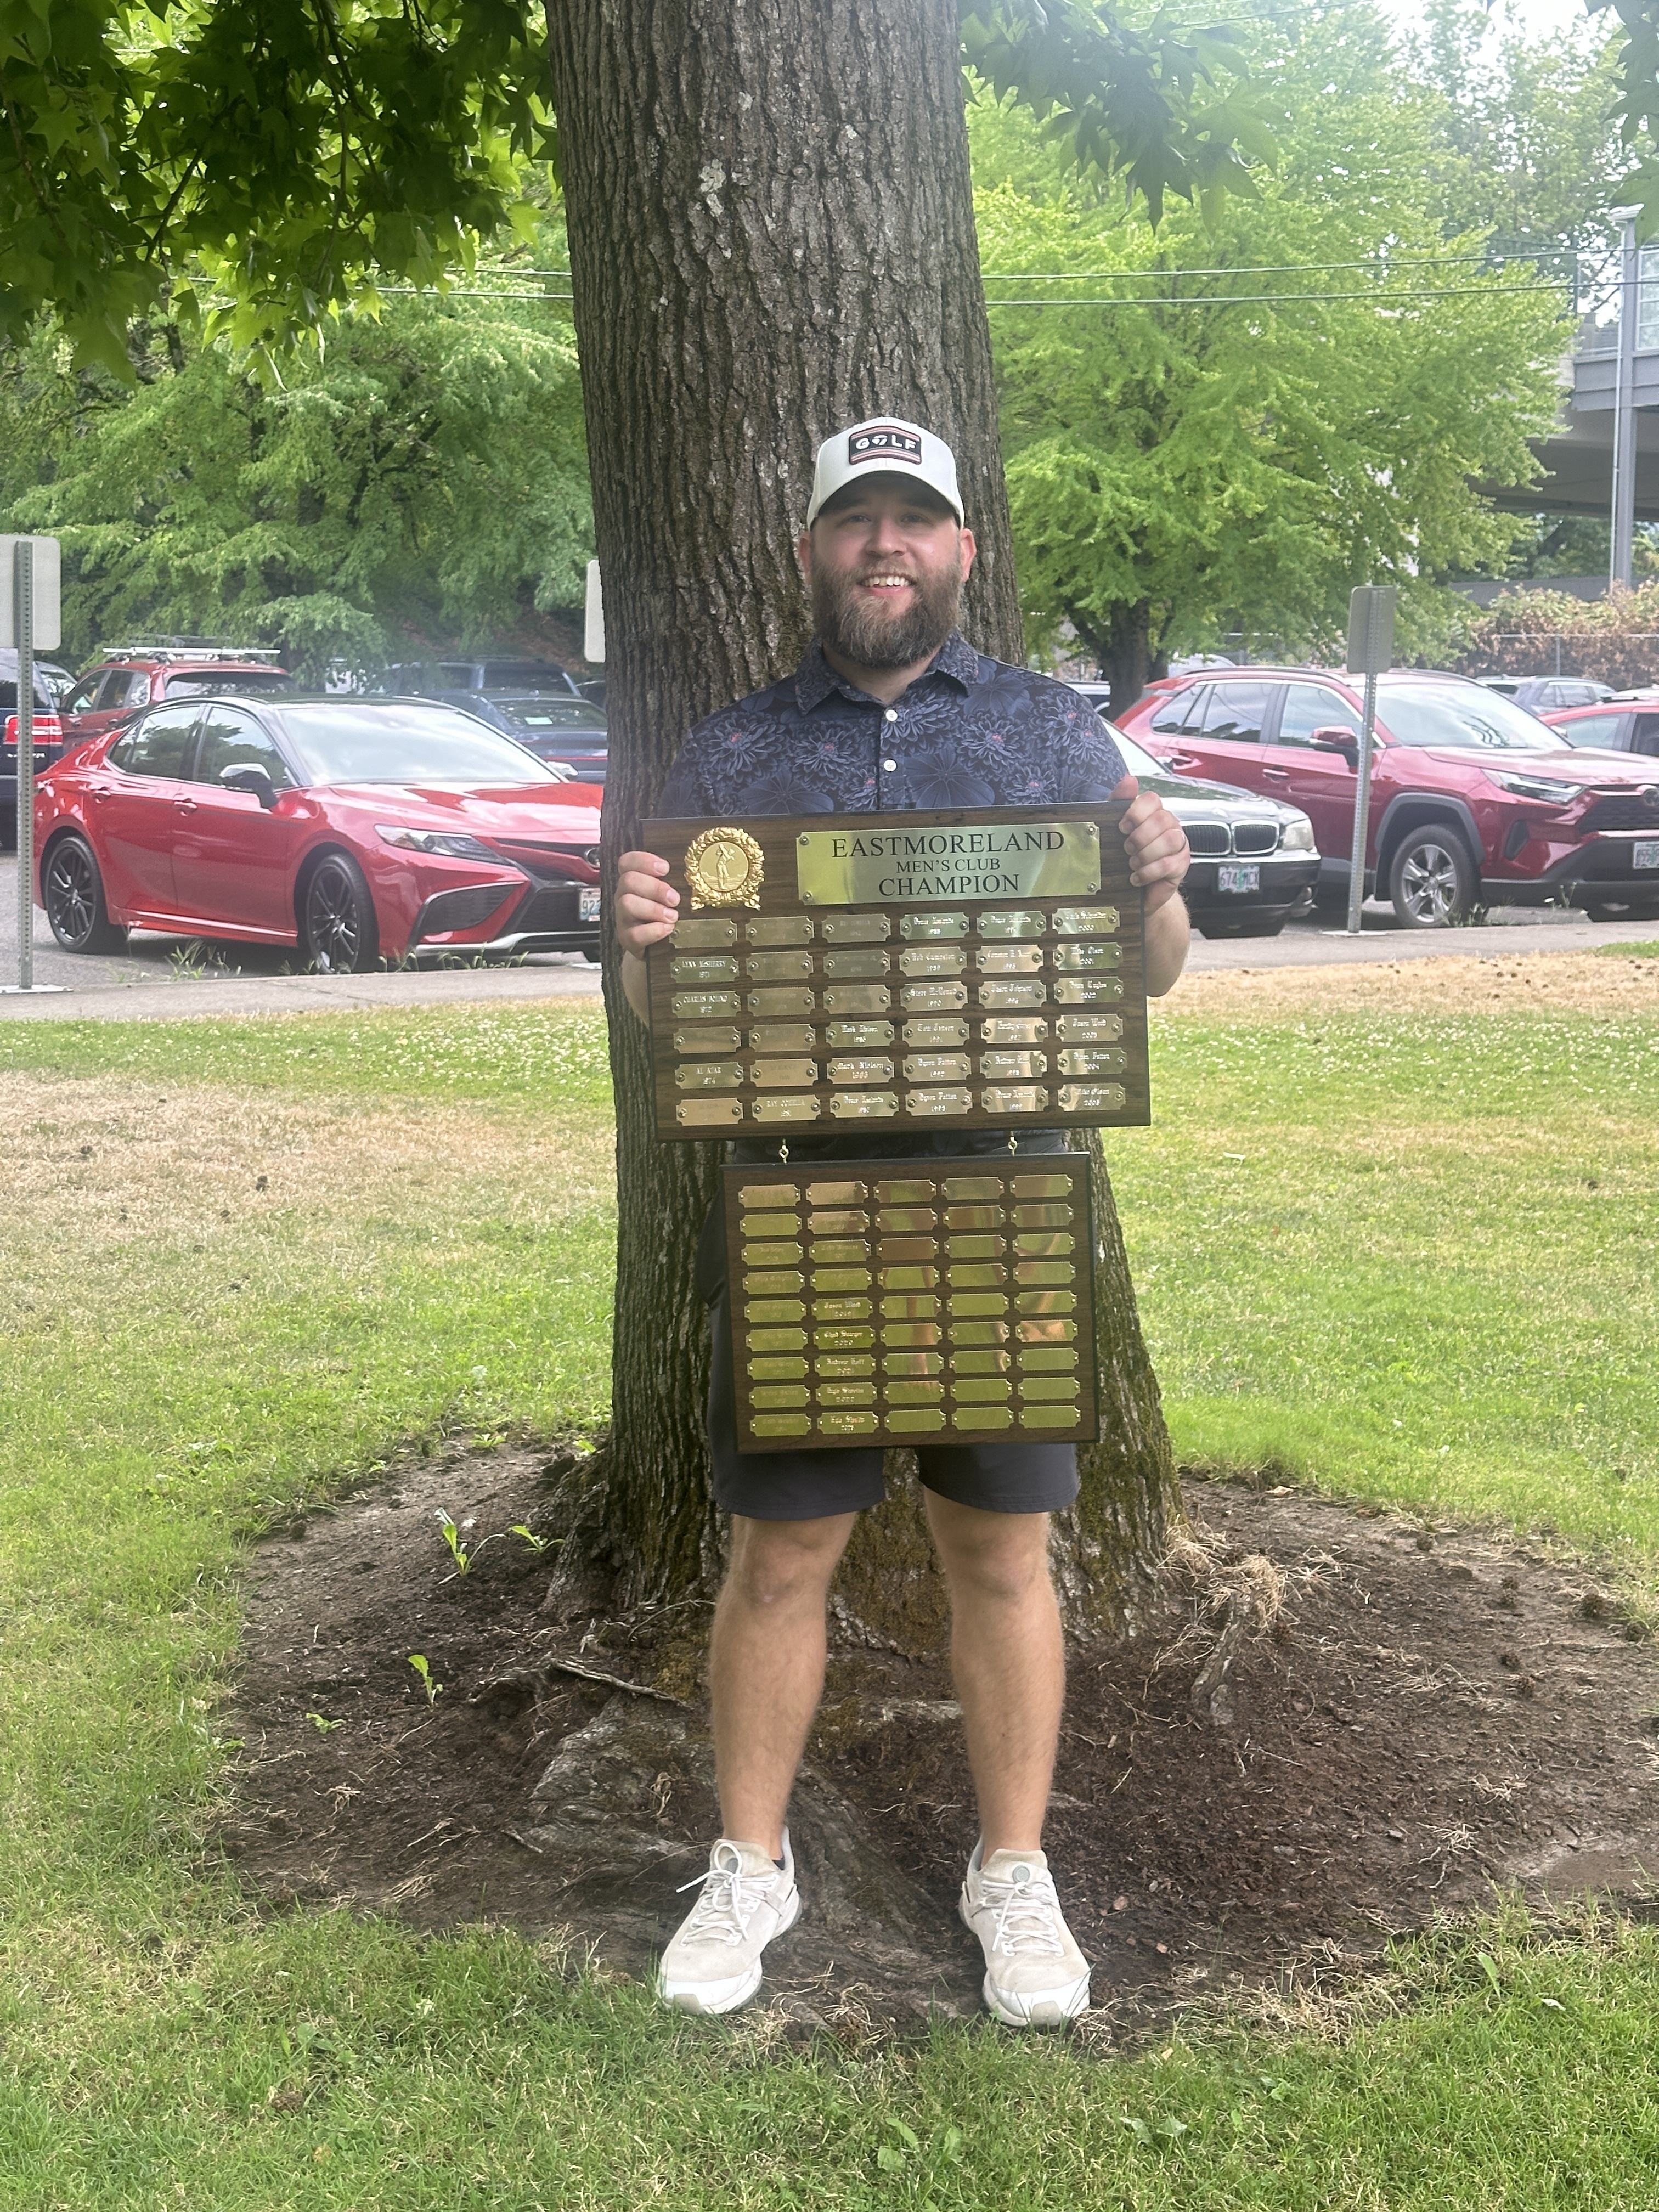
[724,1512,854,1613]
[929,1499,1053,1606]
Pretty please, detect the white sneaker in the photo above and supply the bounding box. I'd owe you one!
[657,1832,800,2015]
[960,1838,1091,2027]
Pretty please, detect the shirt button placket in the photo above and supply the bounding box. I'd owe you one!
[882,705,899,778]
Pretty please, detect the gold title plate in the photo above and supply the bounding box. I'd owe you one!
[796,821,1101,906]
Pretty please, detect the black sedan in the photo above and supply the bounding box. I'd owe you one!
[1073,697,1321,937]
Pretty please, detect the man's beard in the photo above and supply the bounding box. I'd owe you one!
[812,559,963,671]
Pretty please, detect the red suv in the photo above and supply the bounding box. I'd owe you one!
[1117,667,1659,925]
[59,645,293,752]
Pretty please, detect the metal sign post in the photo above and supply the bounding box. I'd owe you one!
[1,534,66,995]
[1344,585,1397,936]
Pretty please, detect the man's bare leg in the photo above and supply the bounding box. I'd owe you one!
[709,1510,857,1854]
[923,1493,1063,1853]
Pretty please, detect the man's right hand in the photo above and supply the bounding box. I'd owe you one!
[616,849,680,956]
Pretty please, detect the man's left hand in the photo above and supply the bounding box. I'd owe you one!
[1111,774,1189,915]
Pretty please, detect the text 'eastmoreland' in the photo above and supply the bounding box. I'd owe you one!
[795,820,1102,905]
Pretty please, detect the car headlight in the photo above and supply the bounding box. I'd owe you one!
[376,825,500,860]
[1487,771,1578,805]
[1277,815,1317,852]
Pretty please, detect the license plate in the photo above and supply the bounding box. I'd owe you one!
[1634,840,1659,870]
[579,885,602,920]
[1217,864,1261,894]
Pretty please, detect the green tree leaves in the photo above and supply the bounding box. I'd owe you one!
[0,296,591,674]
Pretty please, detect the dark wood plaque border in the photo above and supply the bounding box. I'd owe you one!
[642,804,1149,1143]
[724,1153,1099,1453]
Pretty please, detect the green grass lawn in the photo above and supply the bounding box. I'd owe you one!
[2,989,1658,2210]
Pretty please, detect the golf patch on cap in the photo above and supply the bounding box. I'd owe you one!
[848,424,922,468]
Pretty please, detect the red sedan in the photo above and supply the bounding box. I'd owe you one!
[33,694,605,969]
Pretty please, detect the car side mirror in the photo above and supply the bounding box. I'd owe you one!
[1309,727,1360,765]
[220,762,278,808]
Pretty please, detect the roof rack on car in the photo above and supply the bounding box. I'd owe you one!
[94,637,287,664]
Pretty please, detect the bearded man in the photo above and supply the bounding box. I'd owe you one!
[614,417,1191,2026]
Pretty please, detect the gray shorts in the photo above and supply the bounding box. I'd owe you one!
[699,1130,1082,1522]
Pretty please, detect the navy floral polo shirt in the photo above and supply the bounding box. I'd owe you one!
[656,631,1127,818]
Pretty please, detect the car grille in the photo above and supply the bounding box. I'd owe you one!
[418,883,517,936]
[513,884,586,932]
[1579,790,1659,834]
[1184,819,1280,857]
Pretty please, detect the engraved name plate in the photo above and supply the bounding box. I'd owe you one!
[979,1017,1048,1046]
[899,911,970,939]
[672,954,740,984]
[977,910,1045,939]
[830,1092,900,1119]
[748,986,817,1015]
[905,1087,974,1117]
[902,1053,971,1083]
[673,990,742,1018]
[750,1023,816,1053]
[980,1085,1048,1114]
[677,1098,743,1126]
[904,1017,970,1047]
[898,944,966,977]
[1053,977,1124,1004]
[979,1050,1047,1081]
[1052,941,1121,971]
[901,980,969,1012]
[1052,906,1118,935]
[675,1061,744,1089]
[825,1020,894,1049]
[751,1095,822,1121]
[1057,1048,1127,1076]
[674,1025,742,1054]
[827,1057,894,1085]
[822,984,891,1015]
[821,948,890,978]
[978,979,1047,1009]
[820,912,891,941]
[1058,1083,1127,1112]
[1054,1012,1122,1043]
[977,944,1045,974]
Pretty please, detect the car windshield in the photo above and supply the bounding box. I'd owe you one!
[1378,681,1571,752]
[495,698,607,732]
[274,702,564,786]
[1101,725,1169,783]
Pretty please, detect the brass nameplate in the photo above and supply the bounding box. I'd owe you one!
[796,821,1101,906]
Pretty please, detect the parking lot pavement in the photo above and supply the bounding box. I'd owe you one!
[1,855,1653,1022]
[0,854,603,1020]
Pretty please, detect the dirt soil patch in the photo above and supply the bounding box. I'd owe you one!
[1165,947,1659,1022]
[225,1455,1659,2035]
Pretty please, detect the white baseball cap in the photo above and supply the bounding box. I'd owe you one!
[805,416,964,528]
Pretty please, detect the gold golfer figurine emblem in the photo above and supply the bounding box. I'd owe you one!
[684,826,765,910]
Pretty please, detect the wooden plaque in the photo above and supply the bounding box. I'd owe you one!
[642,805,1149,1141]
[724,1153,1099,1453]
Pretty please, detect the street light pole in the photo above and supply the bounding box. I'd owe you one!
[1610,205,1642,591]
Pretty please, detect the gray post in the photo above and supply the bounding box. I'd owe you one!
[1342,584,1396,936]
[1611,207,1641,591]
[14,538,32,991]
[1345,669,1380,935]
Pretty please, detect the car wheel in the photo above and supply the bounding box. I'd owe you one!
[42,833,127,953]
[300,851,380,973]
[1194,912,1290,939]
[1387,825,1476,928]
[580,945,602,964]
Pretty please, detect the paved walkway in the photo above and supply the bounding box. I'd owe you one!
[1,853,1653,1021]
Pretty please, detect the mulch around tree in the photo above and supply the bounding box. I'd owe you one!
[223,1448,1659,2038]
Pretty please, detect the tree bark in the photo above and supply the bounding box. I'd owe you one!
[545,0,1180,1622]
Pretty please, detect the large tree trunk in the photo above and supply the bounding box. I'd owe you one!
[1072,595,1160,720]
[545,0,1180,1629]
